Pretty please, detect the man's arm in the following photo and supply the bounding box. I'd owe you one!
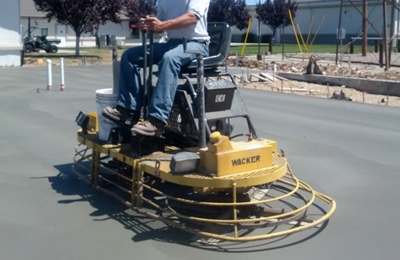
[144,12,199,33]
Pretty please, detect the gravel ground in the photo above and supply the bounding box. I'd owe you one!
[241,80,400,108]
[227,53,400,108]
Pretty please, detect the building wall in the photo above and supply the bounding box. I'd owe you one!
[0,0,22,66]
[19,1,398,48]
[235,1,397,45]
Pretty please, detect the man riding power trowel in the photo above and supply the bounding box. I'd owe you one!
[102,0,210,138]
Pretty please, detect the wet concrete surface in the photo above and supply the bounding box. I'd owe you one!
[0,65,399,260]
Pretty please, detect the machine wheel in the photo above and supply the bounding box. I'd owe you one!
[45,45,58,53]
[24,45,33,53]
[50,45,58,53]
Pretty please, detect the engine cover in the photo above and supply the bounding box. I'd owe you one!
[199,132,276,177]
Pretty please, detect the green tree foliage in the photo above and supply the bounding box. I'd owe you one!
[124,0,157,26]
[208,0,251,31]
[256,0,298,36]
[33,0,125,55]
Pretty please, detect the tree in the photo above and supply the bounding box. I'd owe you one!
[124,0,157,27]
[256,0,298,37]
[33,0,125,55]
[208,0,251,31]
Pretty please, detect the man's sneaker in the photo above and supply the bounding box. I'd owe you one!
[102,106,139,125]
[131,116,164,137]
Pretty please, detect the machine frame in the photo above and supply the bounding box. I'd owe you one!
[72,22,336,243]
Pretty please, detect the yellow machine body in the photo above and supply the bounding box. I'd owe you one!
[87,112,98,132]
[73,113,336,243]
[199,132,277,177]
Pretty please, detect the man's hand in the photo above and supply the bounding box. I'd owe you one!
[138,12,198,33]
[144,17,164,33]
[138,17,148,31]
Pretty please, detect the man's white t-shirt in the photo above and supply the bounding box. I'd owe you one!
[157,0,210,42]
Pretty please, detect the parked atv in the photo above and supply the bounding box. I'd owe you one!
[23,35,61,53]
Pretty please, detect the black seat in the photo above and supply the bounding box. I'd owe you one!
[167,22,257,147]
[180,22,232,74]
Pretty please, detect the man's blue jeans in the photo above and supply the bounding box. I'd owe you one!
[117,39,209,124]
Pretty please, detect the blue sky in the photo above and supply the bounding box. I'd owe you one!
[246,0,261,5]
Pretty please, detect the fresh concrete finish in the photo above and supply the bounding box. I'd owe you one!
[0,65,399,260]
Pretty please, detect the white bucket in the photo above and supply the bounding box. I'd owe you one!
[95,88,118,141]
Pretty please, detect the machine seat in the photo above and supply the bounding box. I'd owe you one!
[180,22,232,74]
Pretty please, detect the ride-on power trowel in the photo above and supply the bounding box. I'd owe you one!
[73,23,336,243]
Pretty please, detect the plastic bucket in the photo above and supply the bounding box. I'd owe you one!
[95,88,118,141]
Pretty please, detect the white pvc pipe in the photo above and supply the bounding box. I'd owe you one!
[60,57,65,91]
[46,59,52,90]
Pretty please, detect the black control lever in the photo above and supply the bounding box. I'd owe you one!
[182,37,206,149]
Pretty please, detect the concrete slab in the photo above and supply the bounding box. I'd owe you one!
[278,72,400,96]
[0,65,399,260]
